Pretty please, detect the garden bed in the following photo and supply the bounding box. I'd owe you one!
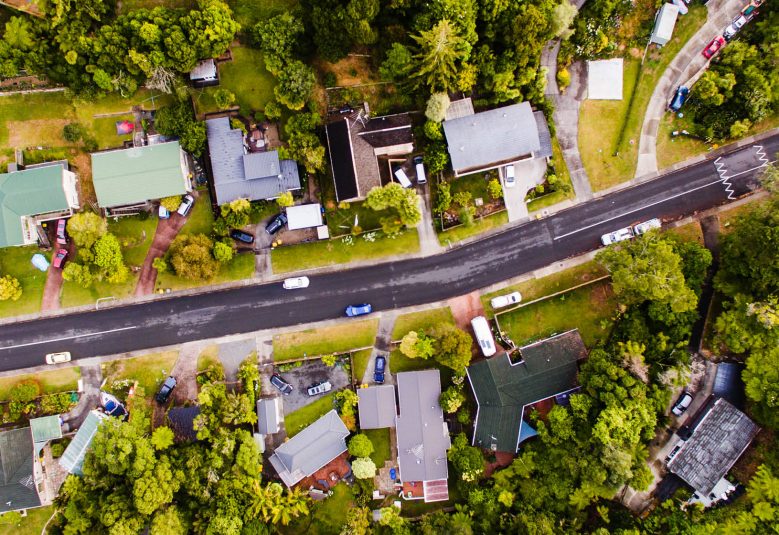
[435,172,505,231]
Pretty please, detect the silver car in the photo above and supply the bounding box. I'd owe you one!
[307,381,332,396]
[601,226,635,246]
[633,218,661,235]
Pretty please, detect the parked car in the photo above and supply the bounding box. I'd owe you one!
[671,391,693,416]
[723,15,747,40]
[374,355,386,384]
[307,381,332,396]
[155,376,177,404]
[56,219,68,245]
[413,156,427,185]
[504,165,516,188]
[633,218,662,235]
[52,248,68,269]
[601,227,635,246]
[230,229,255,244]
[491,291,522,309]
[345,303,372,317]
[45,351,71,365]
[270,373,293,395]
[669,86,689,112]
[158,205,170,219]
[702,36,726,59]
[265,212,288,235]
[741,4,758,21]
[283,276,310,290]
[177,194,195,216]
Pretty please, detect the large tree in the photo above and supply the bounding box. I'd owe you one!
[168,233,220,281]
[411,19,469,92]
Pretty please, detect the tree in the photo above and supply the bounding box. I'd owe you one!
[276,192,294,208]
[151,427,175,451]
[378,506,409,535]
[399,331,435,359]
[487,179,503,200]
[411,19,468,92]
[155,101,206,157]
[427,323,473,374]
[0,275,22,301]
[551,0,578,39]
[448,433,484,481]
[63,122,85,142]
[213,89,235,109]
[160,196,182,212]
[62,263,93,288]
[152,257,168,274]
[67,212,107,249]
[348,434,374,458]
[169,233,220,280]
[213,241,234,264]
[287,132,326,174]
[274,60,315,111]
[150,506,188,535]
[364,183,421,228]
[440,386,466,414]
[352,457,376,479]
[246,481,310,526]
[434,181,452,214]
[253,12,305,75]
[93,233,129,283]
[340,506,371,535]
[4,16,34,50]
[380,43,413,82]
[425,92,450,123]
[743,346,779,428]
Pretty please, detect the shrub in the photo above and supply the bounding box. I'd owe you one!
[348,434,374,458]
[63,122,84,142]
[213,88,236,109]
[439,386,466,414]
[321,354,338,367]
[230,117,247,134]
[488,179,503,200]
[557,68,571,91]
[169,233,219,280]
[352,457,377,479]
[323,71,337,88]
[0,275,22,301]
[160,195,182,212]
[213,241,234,263]
[39,393,76,414]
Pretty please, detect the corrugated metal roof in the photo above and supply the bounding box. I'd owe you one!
[190,59,217,81]
[287,203,323,230]
[30,415,62,444]
[59,411,108,476]
[357,385,397,429]
[326,119,359,201]
[257,397,282,435]
[0,427,41,513]
[533,111,553,159]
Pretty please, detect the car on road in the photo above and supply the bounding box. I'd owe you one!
[374,355,386,384]
[155,376,177,404]
[671,391,693,416]
[45,351,71,365]
[504,165,516,188]
[265,212,288,235]
[702,36,726,59]
[633,218,662,235]
[52,248,68,269]
[56,219,68,245]
[669,86,689,112]
[177,194,195,216]
[307,381,332,396]
[490,291,522,309]
[723,15,747,40]
[600,227,634,246]
[270,373,293,395]
[283,276,310,290]
[345,303,372,317]
[230,229,255,244]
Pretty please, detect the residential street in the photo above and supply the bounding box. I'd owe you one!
[0,134,775,371]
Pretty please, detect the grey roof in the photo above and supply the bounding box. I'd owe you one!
[268,409,349,487]
[190,59,217,81]
[59,411,108,476]
[30,415,62,444]
[396,370,450,483]
[257,397,283,435]
[467,330,586,452]
[533,111,553,159]
[206,117,301,204]
[668,398,759,496]
[445,97,475,121]
[651,3,679,44]
[0,427,41,513]
[443,102,542,175]
[712,363,745,407]
[357,385,397,429]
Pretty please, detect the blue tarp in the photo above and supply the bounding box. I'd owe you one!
[518,420,538,445]
[31,253,49,271]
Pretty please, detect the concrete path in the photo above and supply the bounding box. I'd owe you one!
[61,360,102,433]
[169,341,205,404]
[361,311,399,386]
[635,0,748,178]
[134,211,188,296]
[416,188,444,256]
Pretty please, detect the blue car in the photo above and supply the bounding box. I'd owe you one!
[669,86,689,112]
[374,355,386,384]
[345,303,373,317]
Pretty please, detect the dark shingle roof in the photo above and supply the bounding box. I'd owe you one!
[168,406,201,442]
[668,398,759,496]
[325,119,358,202]
[712,363,745,408]
[467,330,586,452]
[0,428,41,513]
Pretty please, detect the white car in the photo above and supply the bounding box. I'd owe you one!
[633,218,662,235]
[504,165,516,188]
[723,15,747,40]
[491,291,522,309]
[45,351,71,365]
[307,381,332,396]
[177,194,195,216]
[601,226,635,246]
[671,392,693,416]
[283,276,310,290]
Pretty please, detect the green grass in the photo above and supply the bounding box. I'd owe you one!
[271,229,420,274]
[90,115,134,150]
[282,482,353,535]
[0,368,81,401]
[437,210,509,245]
[391,307,454,340]
[363,428,392,468]
[229,0,298,32]
[197,345,223,373]
[326,201,391,236]
[389,348,434,374]
[0,245,47,318]
[0,505,56,535]
[351,349,373,384]
[666,221,704,245]
[496,281,617,348]
[285,392,337,437]
[527,137,575,212]
[102,350,179,398]
[273,320,378,361]
[178,193,216,236]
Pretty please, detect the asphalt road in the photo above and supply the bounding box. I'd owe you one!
[1,135,777,371]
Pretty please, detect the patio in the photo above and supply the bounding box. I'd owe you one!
[297,451,352,492]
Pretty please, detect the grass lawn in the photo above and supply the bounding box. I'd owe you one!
[496,281,617,348]
[326,201,390,237]
[437,211,508,246]
[351,349,373,383]
[271,229,420,274]
[285,392,337,437]
[273,319,378,361]
[90,115,134,149]
[391,307,454,340]
[481,260,608,317]
[389,348,436,374]
[0,505,56,535]
[527,137,575,212]
[282,482,353,535]
[0,245,48,318]
[666,220,704,245]
[197,345,223,373]
[0,367,81,401]
[229,0,298,30]
[178,192,215,236]
[363,428,392,467]
[718,197,766,233]
[102,350,179,399]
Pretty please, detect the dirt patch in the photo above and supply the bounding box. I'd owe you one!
[7,119,72,148]
[447,291,486,354]
[318,55,377,87]
[589,282,615,310]
[72,150,97,208]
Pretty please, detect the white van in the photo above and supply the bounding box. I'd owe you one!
[414,156,427,184]
[470,316,496,357]
[394,168,412,188]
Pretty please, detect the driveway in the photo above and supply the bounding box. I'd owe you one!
[275,359,350,414]
[501,159,546,222]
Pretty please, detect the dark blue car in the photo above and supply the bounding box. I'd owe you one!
[374,355,386,384]
[669,86,689,112]
[345,303,372,317]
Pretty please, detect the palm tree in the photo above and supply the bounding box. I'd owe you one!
[245,481,309,526]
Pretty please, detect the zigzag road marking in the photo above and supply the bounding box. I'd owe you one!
[712,157,735,199]
[754,145,769,165]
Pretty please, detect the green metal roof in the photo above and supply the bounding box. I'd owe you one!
[30,415,62,443]
[0,165,69,247]
[467,330,586,452]
[91,142,188,208]
[59,411,108,476]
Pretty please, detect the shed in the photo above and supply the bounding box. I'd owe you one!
[286,203,324,231]
[587,59,624,100]
[30,415,62,445]
[59,411,108,476]
[189,59,219,87]
[650,4,679,46]
[357,385,397,429]
[257,397,283,435]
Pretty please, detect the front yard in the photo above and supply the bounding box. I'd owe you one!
[0,245,48,318]
[284,392,337,437]
[391,307,454,340]
[102,350,180,400]
[0,367,81,401]
[527,137,575,212]
[273,320,378,361]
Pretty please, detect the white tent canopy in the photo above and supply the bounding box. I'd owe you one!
[286,203,323,230]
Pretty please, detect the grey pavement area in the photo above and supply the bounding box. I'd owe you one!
[501,159,546,222]
[416,186,444,256]
[361,311,399,386]
[62,360,102,433]
[218,338,257,383]
[274,359,350,414]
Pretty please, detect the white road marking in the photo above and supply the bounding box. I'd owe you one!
[0,326,138,350]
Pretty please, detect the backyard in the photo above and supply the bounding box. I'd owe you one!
[0,245,48,318]
[0,505,56,535]
[363,427,392,467]
[273,320,378,361]
[281,483,353,535]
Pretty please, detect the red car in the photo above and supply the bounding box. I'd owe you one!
[56,219,68,245]
[52,248,68,269]
[702,36,726,59]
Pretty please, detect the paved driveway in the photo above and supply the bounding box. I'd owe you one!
[501,159,546,222]
[275,359,351,414]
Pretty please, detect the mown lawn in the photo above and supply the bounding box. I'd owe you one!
[437,210,508,246]
[90,115,135,150]
[389,348,440,375]
[0,505,56,535]
[102,350,179,399]
[496,281,617,348]
[197,345,223,373]
[351,349,373,383]
[0,245,48,318]
[391,307,454,340]
[273,320,378,361]
[363,427,392,467]
[527,137,575,212]
[0,367,81,401]
[271,229,420,274]
[326,201,389,237]
[285,392,337,437]
[666,221,704,245]
[281,482,353,535]
[177,193,215,236]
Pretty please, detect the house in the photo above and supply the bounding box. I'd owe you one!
[587,59,624,100]
[90,141,192,216]
[357,385,397,429]
[668,398,759,505]
[650,4,679,46]
[268,409,349,487]
[0,162,79,248]
[325,109,415,202]
[0,427,44,513]
[205,117,301,205]
[443,100,553,177]
[190,59,219,88]
[466,329,587,453]
[257,397,284,435]
[396,370,451,503]
[168,406,201,442]
[59,411,108,476]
